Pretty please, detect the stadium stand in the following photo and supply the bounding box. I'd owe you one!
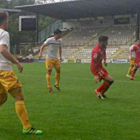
[61,24,136,59]
[62,26,107,46]
[17,24,136,60]
[16,0,140,61]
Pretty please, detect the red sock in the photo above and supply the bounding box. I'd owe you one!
[131,68,137,77]
[97,82,106,92]
[101,81,113,94]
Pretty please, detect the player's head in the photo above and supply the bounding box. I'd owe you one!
[0,11,9,30]
[98,36,108,47]
[54,29,62,40]
[136,39,140,45]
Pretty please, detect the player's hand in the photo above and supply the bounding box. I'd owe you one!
[60,57,63,62]
[104,62,107,67]
[17,63,23,73]
[94,76,99,83]
[38,54,42,60]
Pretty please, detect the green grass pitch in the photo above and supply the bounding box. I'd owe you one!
[1,63,140,140]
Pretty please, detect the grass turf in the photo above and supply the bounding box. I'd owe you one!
[0,63,140,140]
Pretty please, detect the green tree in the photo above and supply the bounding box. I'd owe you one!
[0,0,57,54]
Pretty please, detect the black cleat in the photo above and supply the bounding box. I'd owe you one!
[102,95,108,98]
[130,76,134,80]
[54,84,61,91]
[94,90,104,100]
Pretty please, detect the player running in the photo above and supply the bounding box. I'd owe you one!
[0,11,42,134]
[90,36,114,100]
[39,29,62,93]
[126,42,136,77]
[130,39,140,80]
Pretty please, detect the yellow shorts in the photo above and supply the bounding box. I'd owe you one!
[0,70,22,94]
[130,58,134,65]
[46,58,61,70]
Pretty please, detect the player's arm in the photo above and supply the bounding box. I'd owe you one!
[39,43,46,59]
[130,46,136,59]
[91,52,100,83]
[129,50,133,59]
[0,45,23,73]
[104,48,107,66]
[59,46,62,61]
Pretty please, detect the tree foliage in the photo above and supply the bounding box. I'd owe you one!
[0,0,56,53]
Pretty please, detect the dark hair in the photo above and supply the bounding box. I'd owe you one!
[0,11,8,24]
[98,36,108,42]
[54,29,62,34]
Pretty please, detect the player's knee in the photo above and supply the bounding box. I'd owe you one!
[109,78,114,83]
[15,94,24,101]
[48,70,52,75]
[14,88,24,101]
[56,68,60,73]
[131,65,134,67]
[0,93,8,105]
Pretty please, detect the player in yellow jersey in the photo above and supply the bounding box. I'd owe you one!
[0,11,42,135]
[39,29,62,93]
[126,42,136,77]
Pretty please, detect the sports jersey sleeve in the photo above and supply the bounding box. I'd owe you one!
[129,45,134,51]
[131,46,136,52]
[0,31,10,47]
[44,38,51,45]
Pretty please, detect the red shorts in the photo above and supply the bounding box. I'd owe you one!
[91,67,108,80]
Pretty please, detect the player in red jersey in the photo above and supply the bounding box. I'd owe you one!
[91,36,114,100]
[130,40,140,80]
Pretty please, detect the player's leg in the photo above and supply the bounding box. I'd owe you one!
[9,88,31,130]
[130,65,134,73]
[126,64,134,77]
[9,87,42,135]
[101,75,114,96]
[0,71,42,135]
[130,65,138,80]
[46,69,53,92]
[46,58,54,93]
[127,58,135,77]
[0,84,8,106]
[54,59,61,91]
[95,68,114,99]
[93,72,106,100]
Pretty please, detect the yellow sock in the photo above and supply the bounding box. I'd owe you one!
[130,66,134,73]
[15,100,31,130]
[127,66,134,75]
[55,72,60,86]
[46,73,51,88]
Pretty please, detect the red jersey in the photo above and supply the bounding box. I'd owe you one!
[131,45,140,67]
[131,45,140,61]
[91,44,106,74]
